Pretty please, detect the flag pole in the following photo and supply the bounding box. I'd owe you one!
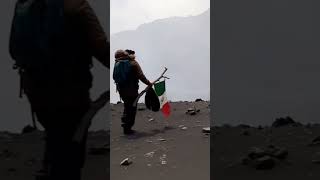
[133,67,168,107]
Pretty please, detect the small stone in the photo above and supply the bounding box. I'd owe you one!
[312,160,320,164]
[158,138,166,142]
[248,147,267,159]
[202,127,210,133]
[181,127,188,130]
[148,118,155,122]
[242,130,250,136]
[310,136,320,146]
[272,116,298,128]
[195,98,204,102]
[272,148,288,159]
[254,156,275,170]
[120,158,132,166]
[144,152,155,158]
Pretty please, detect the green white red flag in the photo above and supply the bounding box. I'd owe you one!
[154,81,171,117]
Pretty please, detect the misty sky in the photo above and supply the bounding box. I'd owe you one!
[111,0,210,34]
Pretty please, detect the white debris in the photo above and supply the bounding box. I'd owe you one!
[120,158,132,166]
[144,152,155,158]
[202,127,210,133]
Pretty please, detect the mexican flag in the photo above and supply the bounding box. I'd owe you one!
[154,81,171,117]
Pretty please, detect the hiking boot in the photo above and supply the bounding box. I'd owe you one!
[123,128,136,135]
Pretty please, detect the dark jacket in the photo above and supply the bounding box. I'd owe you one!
[20,0,109,97]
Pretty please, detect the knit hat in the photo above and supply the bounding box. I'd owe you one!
[114,49,128,60]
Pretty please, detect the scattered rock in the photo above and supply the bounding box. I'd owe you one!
[241,130,250,136]
[311,152,320,164]
[242,145,288,170]
[272,116,301,128]
[202,127,210,133]
[160,154,167,165]
[195,98,204,102]
[22,125,37,134]
[120,158,132,166]
[181,127,188,130]
[186,107,200,115]
[309,136,320,146]
[144,152,155,158]
[272,148,288,160]
[254,156,275,170]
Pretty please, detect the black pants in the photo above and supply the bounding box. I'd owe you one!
[121,95,138,129]
[26,90,90,180]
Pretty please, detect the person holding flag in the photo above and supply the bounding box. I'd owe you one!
[113,49,153,135]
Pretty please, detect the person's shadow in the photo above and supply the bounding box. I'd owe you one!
[123,126,176,140]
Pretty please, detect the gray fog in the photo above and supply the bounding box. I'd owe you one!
[110,9,210,103]
[213,0,320,126]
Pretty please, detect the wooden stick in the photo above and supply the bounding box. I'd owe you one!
[133,67,168,107]
[73,91,109,143]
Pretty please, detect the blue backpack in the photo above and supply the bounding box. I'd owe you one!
[113,60,132,88]
[9,0,63,69]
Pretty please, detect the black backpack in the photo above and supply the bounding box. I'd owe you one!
[9,0,63,69]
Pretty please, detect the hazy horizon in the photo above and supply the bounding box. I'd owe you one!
[110,8,210,103]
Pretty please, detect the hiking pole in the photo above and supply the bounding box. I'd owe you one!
[73,90,109,143]
[133,67,168,107]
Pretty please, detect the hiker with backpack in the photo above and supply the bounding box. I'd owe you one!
[113,49,152,135]
[9,0,109,179]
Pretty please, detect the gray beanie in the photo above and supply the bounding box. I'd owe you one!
[114,49,128,59]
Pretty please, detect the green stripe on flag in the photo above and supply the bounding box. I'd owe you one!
[154,81,166,96]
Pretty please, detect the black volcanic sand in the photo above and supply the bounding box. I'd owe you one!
[0,130,109,180]
[110,101,210,180]
[212,125,320,180]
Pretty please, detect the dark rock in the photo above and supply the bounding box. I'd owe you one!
[22,125,37,134]
[241,157,250,165]
[202,127,210,133]
[242,130,250,136]
[120,158,132,166]
[272,148,288,159]
[272,116,298,128]
[311,152,320,164]
[248,147,267,159]
[186,107,200,115]
[309,136,320,146]
[254,156,276,170]
[195,98,204,102]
